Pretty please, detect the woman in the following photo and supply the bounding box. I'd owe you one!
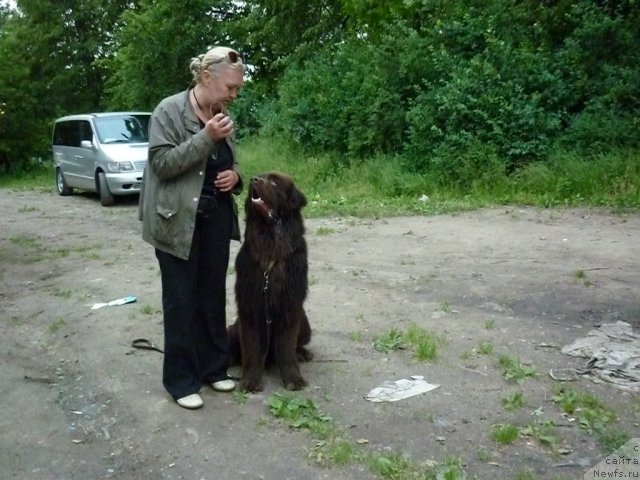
[141,46,244,409]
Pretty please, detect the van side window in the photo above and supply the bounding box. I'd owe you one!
[80,121,93,144]
[53,120,94,147]
[53,121,80,147]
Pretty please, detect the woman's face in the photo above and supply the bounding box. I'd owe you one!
[203,67,244,109]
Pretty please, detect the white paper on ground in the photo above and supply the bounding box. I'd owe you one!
[365,375,440,402]
[91,295,137,310]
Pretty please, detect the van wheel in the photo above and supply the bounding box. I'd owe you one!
[56,169,73,196]
[97,172,115,206]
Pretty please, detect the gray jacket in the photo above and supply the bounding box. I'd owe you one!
[140,89,242,259]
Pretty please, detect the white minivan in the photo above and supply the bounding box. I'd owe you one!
[52,112,151,206]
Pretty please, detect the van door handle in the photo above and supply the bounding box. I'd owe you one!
[74,155,83,159]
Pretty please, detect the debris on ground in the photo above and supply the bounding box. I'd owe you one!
[90,295,137,310]
[364,375,440,402]
[560,321,640,392]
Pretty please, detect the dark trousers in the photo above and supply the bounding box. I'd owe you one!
[155,198,232,400]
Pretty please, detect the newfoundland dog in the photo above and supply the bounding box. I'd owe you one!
[228,172,313,392]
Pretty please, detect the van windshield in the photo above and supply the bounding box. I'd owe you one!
[94,114,150,144]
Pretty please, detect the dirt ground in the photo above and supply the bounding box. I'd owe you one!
[1,186,639,480]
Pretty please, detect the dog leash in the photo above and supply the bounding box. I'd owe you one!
[131,338,164,354]
[261,259,276,365]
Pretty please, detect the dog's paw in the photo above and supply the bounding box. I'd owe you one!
[296,347,314,362]
[240,378,264,393]
[283,376,307,391]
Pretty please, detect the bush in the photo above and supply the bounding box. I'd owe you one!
[264,1,640,181]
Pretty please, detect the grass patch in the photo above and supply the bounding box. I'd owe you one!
[268,393,333,436]
[267,393,467,478]
[140,304,155,315]
[372,324,445,361]
[6,236,101,264]
[349,331,364,342]
[437,300,451,313]
[476,341,494,355]
[236,137,490,218]
[232,390,250,406]
[367,453,413,478]
[405,324,444,361]
[520,408,559,450]
[233,138,640,217]
[330,440,355,465]
[315,226,335,236]
[498,355,538,384]
[552,386,629,453]
[502,391,525,411]
[18,204,39,213]
[52,288,72,298]
[0,164,51,190]
[48,318,68,334]
[491,423,520,444]
[484,319,496,330]
[514,470,536,480]
[9,235,41,249]
[573,269,594,287]
[81,250,100,260]
[3,142,640,218]
[372,328,405,353]
[477,448,491,462]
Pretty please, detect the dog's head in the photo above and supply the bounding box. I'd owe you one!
[246,172,307,222]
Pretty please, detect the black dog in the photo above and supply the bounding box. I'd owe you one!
[228,172,313,392]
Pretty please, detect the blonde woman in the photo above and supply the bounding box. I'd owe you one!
[141,46,244,409]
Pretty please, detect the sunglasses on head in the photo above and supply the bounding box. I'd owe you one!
[211,50,243,65]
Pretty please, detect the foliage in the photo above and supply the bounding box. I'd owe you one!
[491,423,519,445]
[268,393,332,432]
[106,0,243,111]
[372,328,404,353]
[229,0,345,89]
[502,391,525,411]
[498,355,538,384]
[2,138,639,217]
[0,0,638,190]
[371,323,444,361]
[0,0,138,171]
[266,391,468,478]
[552,385,630,453]
[267,0,640,185]
[0,163,50,189]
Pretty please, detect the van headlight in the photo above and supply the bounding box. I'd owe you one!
[106,161,135,172]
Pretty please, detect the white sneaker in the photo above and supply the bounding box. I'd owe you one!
[211,379,236,392]
[176,393,203,409]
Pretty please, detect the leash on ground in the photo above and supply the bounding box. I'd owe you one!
[131,338,164,354]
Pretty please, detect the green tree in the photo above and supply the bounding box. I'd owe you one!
[0,0,138,170]
[267,0,640,182]
[106,0,244,111]
[224,0,346,133]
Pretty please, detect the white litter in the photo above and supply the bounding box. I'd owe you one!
[90,295,137,310]
[365,375,440,402]
[561,321,640,392]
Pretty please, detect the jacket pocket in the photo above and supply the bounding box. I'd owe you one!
[156,205,177,220]
[151,204,180,247]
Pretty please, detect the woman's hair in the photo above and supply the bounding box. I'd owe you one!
[189,46,244,84]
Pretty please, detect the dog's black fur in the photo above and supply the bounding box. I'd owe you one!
[228,172,312,392]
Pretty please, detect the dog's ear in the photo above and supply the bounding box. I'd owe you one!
[288,184,307,210]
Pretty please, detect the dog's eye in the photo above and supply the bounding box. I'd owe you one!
[270,180,277,187]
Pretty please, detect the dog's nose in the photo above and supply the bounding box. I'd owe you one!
[250,176,264,185]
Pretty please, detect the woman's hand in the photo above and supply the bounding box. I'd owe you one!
[214,169,239,192]
[204,113,234,141]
